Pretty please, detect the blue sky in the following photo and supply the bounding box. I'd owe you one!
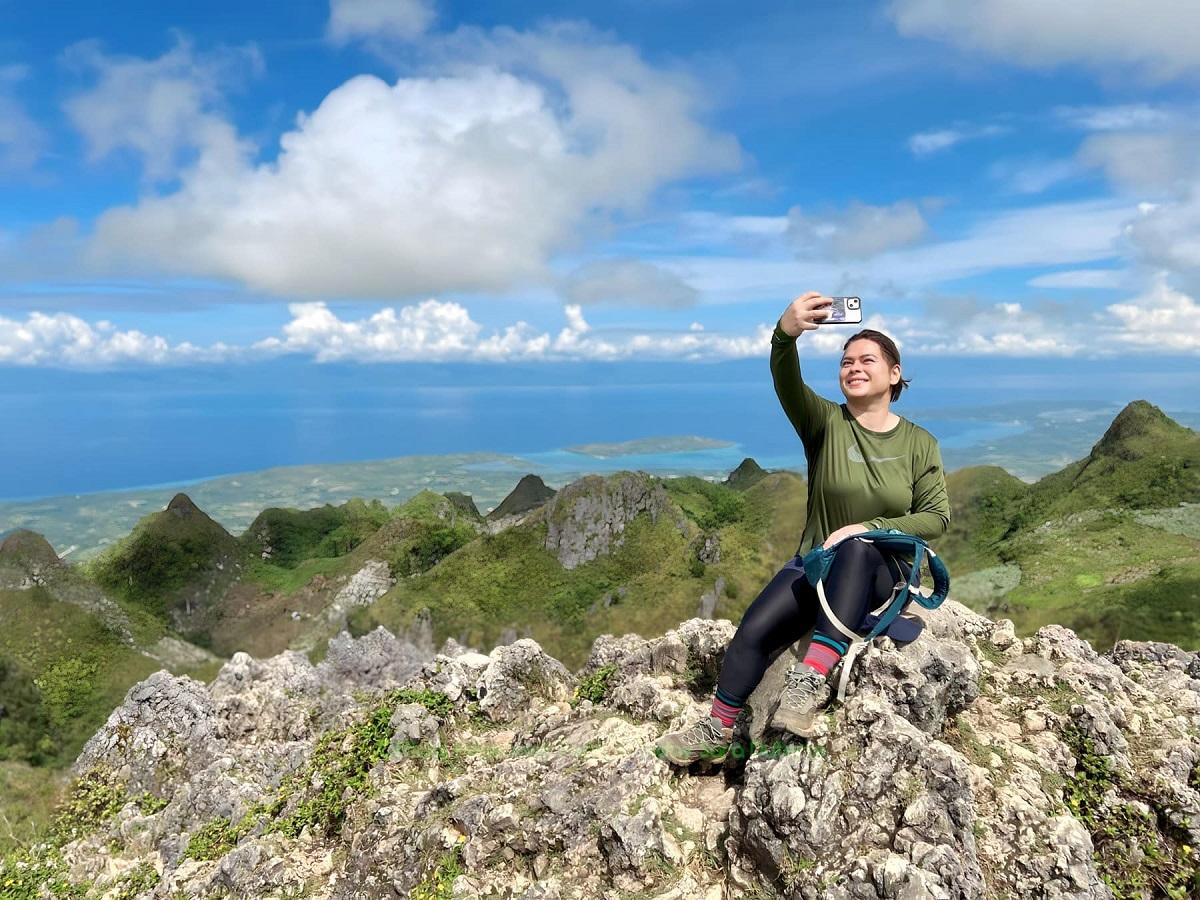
[1,0,1199,366]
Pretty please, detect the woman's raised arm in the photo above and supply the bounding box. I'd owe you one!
[770,293,839,459]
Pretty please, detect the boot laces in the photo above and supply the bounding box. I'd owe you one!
[685,715,726,744]
[782,665,826,709]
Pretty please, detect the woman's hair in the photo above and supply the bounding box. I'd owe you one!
[843,329,911,402]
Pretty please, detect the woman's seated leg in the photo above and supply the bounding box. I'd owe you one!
[800,537,899,675]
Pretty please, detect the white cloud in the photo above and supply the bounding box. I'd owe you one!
[987,156,1082,195]
[669,197,1132,302]
[86,26,740,298]
[251,298,776,362]
[0,65,46,172]
[1106,273,1200,350]
[1122,196,1200,293]
[328,0,435,44]
[1053,103,1180,131]
[901,298,1089,356]
[0,310,235,367]
[908,123,1008,156]
[5,287,1196,369]
[1027,269,1131,290]
[62,35,262,182]
[561,259,698,309]
[1076,132,1200,193]
[787,200,930,259]
[888,0,1200,82]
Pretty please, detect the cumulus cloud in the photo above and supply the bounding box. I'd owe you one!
[327,0,435,44]
[888,0,1200,82]
[5,288,1197,369]
[908,123,1009,156]
[1105,273,1200,350]
[251,299,772,362]
[561,259,698,309]
[0,310,236,367]
[787,200,931,259]
[85,25,740,298]
[62,34,262,182]
[1121,197,1200,294]
[0,65,46,172]
[902,298,1089,356]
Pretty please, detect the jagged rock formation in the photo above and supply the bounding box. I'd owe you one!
[543,471,690,570]
[22,600,1198,899]
[325,560,395,624]
[724,457,768,491]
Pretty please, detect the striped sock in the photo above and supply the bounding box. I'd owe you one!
[801,632,849,676]
[709,686,743,729]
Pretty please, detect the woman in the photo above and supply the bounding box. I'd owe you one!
[656,291,950,766]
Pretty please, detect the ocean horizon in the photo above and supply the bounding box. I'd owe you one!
[2,355,1197,506]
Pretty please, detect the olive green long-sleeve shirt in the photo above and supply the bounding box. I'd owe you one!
[771,319,951,560]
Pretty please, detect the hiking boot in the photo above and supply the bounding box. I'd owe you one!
[655,714,734,766]
[770,664,831,737]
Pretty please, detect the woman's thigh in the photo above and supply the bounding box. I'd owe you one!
[731,557,817,654]
[814,538,914,634]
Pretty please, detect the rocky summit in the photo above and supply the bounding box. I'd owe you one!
[17,601,1200,899]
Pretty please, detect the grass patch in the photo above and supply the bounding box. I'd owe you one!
[0,591,162,768]
[0,764,133,898]
[410,845,464,900]
[993,510,1200,652]
[240,556,346,595]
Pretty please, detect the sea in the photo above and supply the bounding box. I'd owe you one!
[1,355,1197,503]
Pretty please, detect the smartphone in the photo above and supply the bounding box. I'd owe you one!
[823,296,862,325]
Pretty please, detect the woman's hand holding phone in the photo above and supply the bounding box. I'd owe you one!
[779,291,833,338]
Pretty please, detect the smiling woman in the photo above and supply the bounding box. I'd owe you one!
[656,289,952,767]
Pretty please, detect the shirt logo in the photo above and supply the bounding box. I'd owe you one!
[847,445,904,464]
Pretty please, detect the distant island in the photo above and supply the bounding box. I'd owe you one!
[564,435,734,458]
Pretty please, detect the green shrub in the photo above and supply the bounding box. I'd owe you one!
[33,658,99,731]
[574,664,617,704]
[388,525,477,578]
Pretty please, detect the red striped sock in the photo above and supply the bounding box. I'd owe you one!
[709,694,742,729]
[801,640,842,676]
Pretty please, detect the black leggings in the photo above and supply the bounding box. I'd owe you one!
[715,537,915,706]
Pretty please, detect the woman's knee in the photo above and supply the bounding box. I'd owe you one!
[832,536,878,566]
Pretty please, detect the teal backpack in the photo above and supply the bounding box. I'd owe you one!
[798,528,951,700]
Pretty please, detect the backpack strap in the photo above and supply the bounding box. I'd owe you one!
[801,529,952,702]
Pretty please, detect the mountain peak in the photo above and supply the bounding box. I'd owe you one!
[724,457,766,490]
[166,492,202,516]
[1091,400,1193,462]
[0,528,60,567]
[487,474,557,520]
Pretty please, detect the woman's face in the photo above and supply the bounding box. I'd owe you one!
[840,339,899,403]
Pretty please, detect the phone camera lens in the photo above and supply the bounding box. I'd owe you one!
[848,298,859,309]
